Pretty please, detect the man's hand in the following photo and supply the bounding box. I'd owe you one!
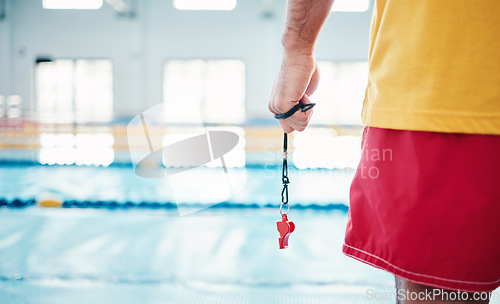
[268,53,319,133]
[268,0,334,133]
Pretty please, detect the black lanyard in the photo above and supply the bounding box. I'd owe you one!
[281,133,289,209]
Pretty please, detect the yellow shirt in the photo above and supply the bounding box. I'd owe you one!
[362,0,500,135]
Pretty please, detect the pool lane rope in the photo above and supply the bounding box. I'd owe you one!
[274,101,316,249]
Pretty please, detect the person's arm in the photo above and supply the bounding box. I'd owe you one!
[268,0,334,133]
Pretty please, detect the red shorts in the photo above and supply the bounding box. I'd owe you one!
[343,127,500,292]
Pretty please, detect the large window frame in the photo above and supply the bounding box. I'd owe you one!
[173,0,237,11]
[162,59,246,125]
[35,58,114,123]
[332,0,370,12]
[42,0,103,9]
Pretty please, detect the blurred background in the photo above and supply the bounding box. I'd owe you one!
[0,0,427,303]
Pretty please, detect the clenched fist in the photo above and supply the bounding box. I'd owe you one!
[268,53,319,133]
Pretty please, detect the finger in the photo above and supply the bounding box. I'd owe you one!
[269,98,282,116]
[278,119,295,133]
[289,94,314,125]
[286,119,305,132]
[275,94,313,126]
[275,107,308,131]
[273,97,313,132]
[286,95,314,131]
[286,110,313,132]
[270,96,297,133]
[271,98,299,116]
[285,110,313,132]
[305,62,320,96]
[268,81,282,115]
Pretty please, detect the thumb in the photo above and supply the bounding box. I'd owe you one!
[301,94,313,105]
[286,94,314,132]
[299,94,315,124]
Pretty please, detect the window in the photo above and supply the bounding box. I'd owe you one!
[173,0,236,10]
[332,0,370,12]
[39,132,114,166]
[293,128,361,169]
[36,59,113,123]
[309,61,368,125]
[43,0,103,9]
[163,60,245,124]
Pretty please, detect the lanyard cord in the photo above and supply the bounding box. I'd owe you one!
[274,100,315,215]
[280,133,289,214]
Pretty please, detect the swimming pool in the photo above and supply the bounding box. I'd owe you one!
[1,165,497,304]
[0,164,354,209]
[0,208,398,304]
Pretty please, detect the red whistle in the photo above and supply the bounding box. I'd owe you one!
[276,213,295,249]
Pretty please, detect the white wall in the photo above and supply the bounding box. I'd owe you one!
[0,0,11,100]
[0,0,372,121]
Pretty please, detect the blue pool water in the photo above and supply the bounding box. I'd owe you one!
[0,165,354,208]
[1,165,497,303]
[0,207,399,304]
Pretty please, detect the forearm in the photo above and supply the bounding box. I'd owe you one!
[282,0,334,55]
